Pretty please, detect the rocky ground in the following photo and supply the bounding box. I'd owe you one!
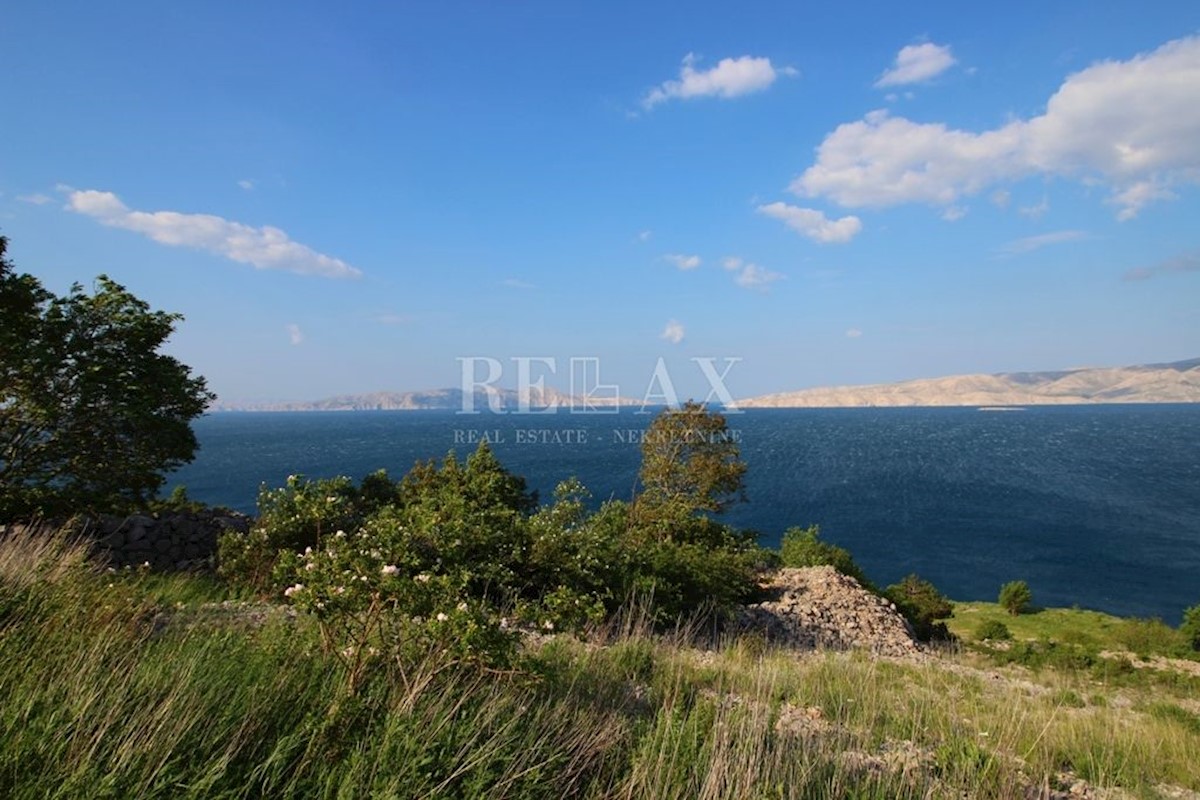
[737,566,922,657]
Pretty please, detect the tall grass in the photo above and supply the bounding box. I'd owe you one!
[1,528,1197,798]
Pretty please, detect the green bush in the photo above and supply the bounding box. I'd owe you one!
[218,474,368,592]
[779,525,873,589]
[1181,603,1200,652]
[883,574,954,641]
[998,580,1033,616]
[975,619,1012,641]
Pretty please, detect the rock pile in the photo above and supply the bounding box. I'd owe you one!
[739,566,921,657]
[86,511,251,571]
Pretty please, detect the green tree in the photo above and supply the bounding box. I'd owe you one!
[779,525,873,589]
[884,573,954,641]
[998,580,1033,616]
[0,236,213,518]
[635,400,746,524]
[1181,603,1200,652]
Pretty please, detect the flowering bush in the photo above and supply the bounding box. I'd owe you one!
[219,474,370,591]
[275,527,518,688]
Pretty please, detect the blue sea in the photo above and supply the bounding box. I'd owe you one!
[170,406,1200,623]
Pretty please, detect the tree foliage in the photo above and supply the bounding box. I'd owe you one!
[635,400,746,526]
[999,580,1033,616]
[779,525,873,589]
[1181,603,1200,652]
[0,236,213,518]
[883,573,954,641]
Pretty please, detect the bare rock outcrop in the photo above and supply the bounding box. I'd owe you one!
[739,566,921,657]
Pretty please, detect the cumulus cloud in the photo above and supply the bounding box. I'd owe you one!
[660,319,686,344]
[1000,229,1088,254]
[722,256,784,290]
[238,179,255,191]
[845,328,864,338]
[662,253,702,270]
[793,36,1200,219]
[286,324,304,346]
[756,202,863,243]
[941,205,968,221]
[643,53,795,109]
[875,42,957,87]
[17,193,52,205]
[64,189,361,279]
[1123,250,1200,281]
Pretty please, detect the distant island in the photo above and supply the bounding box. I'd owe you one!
[739,357,1200,408]
[212,357,1200,411]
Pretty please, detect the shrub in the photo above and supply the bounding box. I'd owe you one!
[779,525,873,589]
[218,474,366,592]
[883,574,954,641]
[975,619,1012,641]
[998,580,1032,616]
[1181,603,1200,652]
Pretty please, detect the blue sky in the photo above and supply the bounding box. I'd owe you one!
[2,1,1198,403]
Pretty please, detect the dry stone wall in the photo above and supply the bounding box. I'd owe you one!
[85,511,251,570]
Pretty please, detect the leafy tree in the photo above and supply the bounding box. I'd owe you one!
[779,525,873,589]
[1,236,213,518]
[1181,603,1200,652]
[884,573,954,641]
[998,580,1033,616]
[634,400,746,531]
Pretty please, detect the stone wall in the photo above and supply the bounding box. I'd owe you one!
[84,511,251,571]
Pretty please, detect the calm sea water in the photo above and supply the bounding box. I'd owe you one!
[170,406,1200,622]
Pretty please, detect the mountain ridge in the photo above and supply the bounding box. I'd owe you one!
[211,358,1200,411]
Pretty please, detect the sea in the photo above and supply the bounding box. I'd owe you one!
[169,405,1200,623]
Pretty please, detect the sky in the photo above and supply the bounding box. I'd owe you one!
[2,1,1199,403]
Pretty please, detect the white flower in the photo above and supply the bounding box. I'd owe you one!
[415,573,431,583]
[456,601,468,612]
[499,617,510,629]
[334,530,346,539]
[436,612,448,622]
[335,586,345,595]
[303,547,313,555]
[381,564,399,576]
[542,620,555,631]
[304,562,316,571]
[284,583,304,598]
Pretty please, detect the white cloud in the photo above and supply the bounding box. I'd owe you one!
[941,205,968,221]
[991,189,1012,209]
[376,313,413,326]
[722,256,784,290]
[660,319,685,344]
[238,179,255,191]
[794,36,1200,219]
[643,53,794,109]
[875,42,957,87]
[637,229,653,242]
[756,202,863,243]
[845,328,864,338]
[1123,250,1200,281]
[17,193,52,205]
[286,323,304,346]
[662,253,701,270]
[501,278,536,289]
[64,189,361,279]
[1019,196,1050,218]
[1000,229,1088,254]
